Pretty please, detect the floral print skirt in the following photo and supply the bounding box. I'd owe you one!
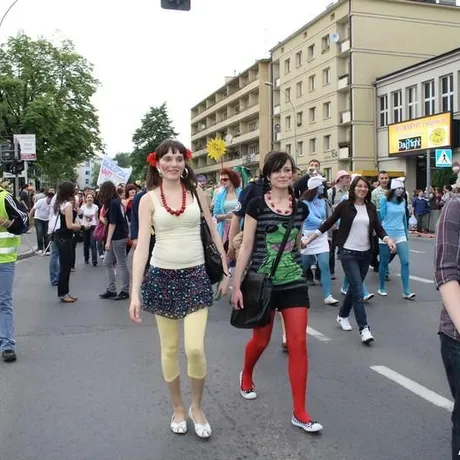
[141,264,213,319]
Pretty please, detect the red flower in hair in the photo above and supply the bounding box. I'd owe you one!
[147,152,157,167]
[185,149,193,161]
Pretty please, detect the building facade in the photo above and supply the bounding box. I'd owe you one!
[269,0,460,181]
[190,60,271,182]
[376,47,460,194]
[76,158,100,189]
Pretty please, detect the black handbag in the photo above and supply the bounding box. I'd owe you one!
[194,191,224,285]
[230,201,298,329]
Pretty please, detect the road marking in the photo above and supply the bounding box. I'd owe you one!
[396,274,434,284]
[410,250,426,254]
[370,365,453,412]
[307,326,331,342]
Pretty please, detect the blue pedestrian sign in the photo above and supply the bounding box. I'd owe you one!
[435,149,453,168]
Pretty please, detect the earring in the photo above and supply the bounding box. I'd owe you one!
[157,168,162,177]
[181,168,189,179]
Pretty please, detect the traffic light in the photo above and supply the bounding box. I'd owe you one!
[13,160,25,174]
[161,0,190,10]
[0,143,14,163]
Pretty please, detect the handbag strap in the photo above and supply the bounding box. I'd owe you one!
[268,199,298,280]
[193,188,204,215]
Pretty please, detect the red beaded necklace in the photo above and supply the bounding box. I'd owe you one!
[160,183,187,216]
[266,192,293,215]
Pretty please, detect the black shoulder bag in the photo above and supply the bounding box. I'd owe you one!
[194,190,224,285]
[230,201,298,329]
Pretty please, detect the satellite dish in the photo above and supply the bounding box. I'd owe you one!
[330,33,340,43]
[274,124,281,133]
[225,134,233,144]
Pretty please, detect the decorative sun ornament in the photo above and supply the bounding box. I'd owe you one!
[207,138,227,161]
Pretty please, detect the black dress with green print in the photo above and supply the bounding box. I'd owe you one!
[246,196,310,310]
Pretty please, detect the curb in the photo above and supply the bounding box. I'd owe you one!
[17,250,35,261]
[408,232,435,239]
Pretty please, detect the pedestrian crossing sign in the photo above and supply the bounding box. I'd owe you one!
[435,149,452,168]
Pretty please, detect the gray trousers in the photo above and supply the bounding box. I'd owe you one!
[104,238,129,293]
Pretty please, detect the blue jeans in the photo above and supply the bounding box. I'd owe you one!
[379,241,411,295]
[302,252,332,298]
[338,249,371,331]
[0,262,16,352]
[49,241,60,285]
[35,219,49,252]
[440,333,460,460]
[341,278,370,298]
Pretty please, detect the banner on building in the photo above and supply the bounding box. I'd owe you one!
[97,156,132,186]
[13,134,36,161]
[388,112,452,156]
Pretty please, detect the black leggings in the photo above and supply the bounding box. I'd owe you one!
[55,237,74,297]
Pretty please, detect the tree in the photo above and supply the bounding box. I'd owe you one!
[113,152,131,168]
[431,169,456,189]
[91,162,101,186]
[0,34,103,182]
[131,103,178,179]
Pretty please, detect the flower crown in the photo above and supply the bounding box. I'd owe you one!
[147,149,193,167]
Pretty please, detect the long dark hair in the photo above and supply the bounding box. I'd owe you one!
[300,188,318,202]
[54,181,75,214]
[348,176,372,203]
[98,181,118,210]
[386,188,404,203]
[146,139,197,192]
[262,151,296,192]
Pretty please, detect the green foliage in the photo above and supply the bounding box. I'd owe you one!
[131,103,178,179]
[91,162,101,186]
[431,169,456,189]
[113,152,131,168]
[0,34,103,182]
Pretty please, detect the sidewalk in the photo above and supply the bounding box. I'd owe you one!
[18,232,36,260]
[408,230,435,239]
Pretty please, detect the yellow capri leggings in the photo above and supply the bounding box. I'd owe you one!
[155,308,208,383]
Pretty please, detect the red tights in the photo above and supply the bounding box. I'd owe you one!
[241,307,310,423]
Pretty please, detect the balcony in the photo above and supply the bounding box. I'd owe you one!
[194,156,260,175]
[274,105,281,116]
[340,110,351,124]
[275,78,281,88]
[338,147,351,160]
[338,74,349,92]
[231,129,260,146]
[275,132,282,141]
[339,39,350,56]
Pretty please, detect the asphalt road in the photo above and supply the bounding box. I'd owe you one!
[0,237,450,460]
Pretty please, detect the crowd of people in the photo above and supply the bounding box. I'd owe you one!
[3,139,460,457]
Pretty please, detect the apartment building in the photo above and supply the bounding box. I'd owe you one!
[76,158,100,189]
[376,47,460,194]
[190,60,270,181]
[270,0,460,181]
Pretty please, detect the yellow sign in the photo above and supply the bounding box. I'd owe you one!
[388,112,452,155]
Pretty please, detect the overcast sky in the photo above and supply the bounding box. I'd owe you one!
[1,0,336,156]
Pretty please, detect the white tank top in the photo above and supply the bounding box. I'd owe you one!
[149,190,205,269]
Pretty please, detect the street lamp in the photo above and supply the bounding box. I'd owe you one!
[0,0,20,32]
[264,81,297,162]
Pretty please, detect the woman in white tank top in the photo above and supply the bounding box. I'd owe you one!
[129,139,229,439]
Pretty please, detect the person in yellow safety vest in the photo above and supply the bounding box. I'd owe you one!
[0,182,29,363]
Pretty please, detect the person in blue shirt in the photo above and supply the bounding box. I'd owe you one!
[378,178,415,299]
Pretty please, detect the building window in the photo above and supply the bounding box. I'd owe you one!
[85,170,90,176]
[379,95,388,127]
[296,111,303,126]
[423,80,435,116]
[392,90,402,123]
[248,144,259,155]
[323,68,331,85]
[297,141,304,156]
[296,81,303,98]
[286,144,292,155]
[85,179,89,185]
[324,135,331,151]
[284,58,291,74]
[285,116,291,130]
[407,86,418,120]
[308,75,316,92]
[248,121,257,132]
[323,101,331,119]
[322,35,330,52]
[441,74,454,112]
[308,44,315,60]
[309,138,317,154]
[309,107,317,122]
[285,87,291,102]
[295,51,303,68]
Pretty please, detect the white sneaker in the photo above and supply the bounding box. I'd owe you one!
[360,326,374,344]
[324,295,339,306]
[36,250,43,255]
[336,316,352,331]
[239,371,257,400]
[403,293,416,300]
[363,293,374,302]
[341,288,347,295]
[377,289,387,297]
[291,415,323,433]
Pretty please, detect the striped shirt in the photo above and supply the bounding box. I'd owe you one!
[246,197,308,287]
[435,197,460,341]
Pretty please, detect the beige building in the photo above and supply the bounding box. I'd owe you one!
[270,0,460,182]
[190,60,271,182]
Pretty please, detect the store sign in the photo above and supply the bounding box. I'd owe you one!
[388,112,452,155]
